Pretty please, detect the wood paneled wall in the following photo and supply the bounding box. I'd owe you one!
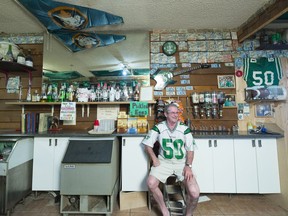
[151,63,238,131]
[0,44,43,130]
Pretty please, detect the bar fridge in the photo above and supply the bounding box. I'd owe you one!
[0,137,33,215]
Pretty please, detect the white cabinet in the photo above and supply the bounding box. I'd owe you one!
[121,137,148,191]
[193,138,236,193]
[32,137,69,191]
[234,138,280,193]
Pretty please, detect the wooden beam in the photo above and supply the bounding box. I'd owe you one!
[237,0,288,43]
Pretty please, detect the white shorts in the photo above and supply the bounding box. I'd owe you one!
[149,157,187,183]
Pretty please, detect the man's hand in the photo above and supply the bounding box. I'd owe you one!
[152,158,160,167]
[183,166,193,181]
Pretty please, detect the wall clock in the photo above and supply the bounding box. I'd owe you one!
[162,41,177,56]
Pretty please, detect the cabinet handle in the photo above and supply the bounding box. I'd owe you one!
[252,139,256,147]
[208,140,212,147]
[214,139,217,147]
[49,139,52,146]
[258,140,262,148]
[55,139,57,146]
[123,139,125,146]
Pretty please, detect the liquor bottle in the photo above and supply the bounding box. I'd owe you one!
[32,90,38,102]
[109,86,115,102]
[96,83,102,101]
[25,49,33,67]
[133,83,140,101]
[46,84,53,102]
[115,85,121,101]
[3,44,14,62]
[26,88,31,102]
[17,48,26,64]
[40,83,47,102]
[102,82,108,101]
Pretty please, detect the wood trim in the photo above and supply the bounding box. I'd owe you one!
[237,0,288,43]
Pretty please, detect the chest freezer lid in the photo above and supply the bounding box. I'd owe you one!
[62,140,113,163]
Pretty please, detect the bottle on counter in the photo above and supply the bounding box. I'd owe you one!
[94,120,99,131]
[25,49,33,67]
[247,122,253,132]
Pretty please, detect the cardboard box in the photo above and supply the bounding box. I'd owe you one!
[127,117,137,134]
[137,117,148,133]
[119,191,147,210]
[117,118,128,133]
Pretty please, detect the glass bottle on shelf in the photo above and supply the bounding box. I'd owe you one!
[16,48,26,64]
[96,83,102,102]
[25,49,33,67]
[115,85,121,101]
[46,84,52,102]
[109,85,115,102]
[32,90,38,102]
[3,44,14,62]
[41,83,47,102]
[133,83,140,101]
[102,82,108,101]
[26,87,31,102]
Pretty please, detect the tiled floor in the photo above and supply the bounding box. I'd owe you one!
[7,192,288,216]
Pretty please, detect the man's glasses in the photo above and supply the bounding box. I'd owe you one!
[168,111,179,115]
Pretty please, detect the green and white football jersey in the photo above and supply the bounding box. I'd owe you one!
[243,57,283,87]
[142,121,195,163]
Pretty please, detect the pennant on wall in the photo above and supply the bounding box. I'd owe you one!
[17,0,124,31]
[51,30,126,52]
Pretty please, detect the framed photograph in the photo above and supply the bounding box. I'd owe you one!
[217,75,236,89]
[140,86,154,101]
[223,94,236,107]
[255,103,273,117]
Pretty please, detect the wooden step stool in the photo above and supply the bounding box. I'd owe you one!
[163,175,186,216]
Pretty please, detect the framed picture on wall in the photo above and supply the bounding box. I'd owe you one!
[217,75,236,89]
[223,94,236,107]
[140,86,154,101]
[255,103,273,117]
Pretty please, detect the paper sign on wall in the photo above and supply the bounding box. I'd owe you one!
[60,102,76,120]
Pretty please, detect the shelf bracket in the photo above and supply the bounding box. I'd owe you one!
[82,104,85,117]
[51,105,54,116]
[87,104,90,117]
[21,105,25,114]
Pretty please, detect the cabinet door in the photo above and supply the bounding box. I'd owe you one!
[256,138,280,193]
[32,137,69,191]
[193,139,214,193]
[32,137,55,190]
[234,139,258,193]
[193,139,235,193]
[213,139,236,193]
[121,137,148,191]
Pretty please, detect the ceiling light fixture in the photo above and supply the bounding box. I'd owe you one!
[122,65,129,76]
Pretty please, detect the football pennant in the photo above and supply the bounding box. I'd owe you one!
[50,30,126,52]
[17,0,124,31]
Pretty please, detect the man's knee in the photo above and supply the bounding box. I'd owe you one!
[147,175,159,190]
